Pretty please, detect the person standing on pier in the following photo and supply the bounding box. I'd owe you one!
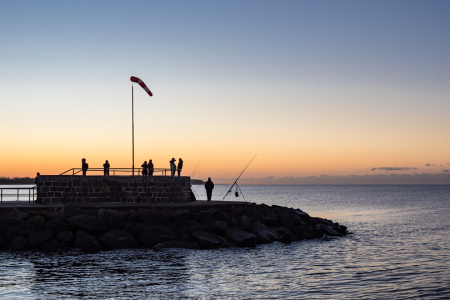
[177,158,183,177]
[141,161,148,176]
[103,160,110,176]
[148,159,154,176]
[82,158,89,176]
[205,177,214,201]
[170,158,176,177]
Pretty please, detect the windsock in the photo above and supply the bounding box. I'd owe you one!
[130,76,153,97]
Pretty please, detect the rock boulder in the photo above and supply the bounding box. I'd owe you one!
[226,228,257,247]
[191,231,224,248]
[29,229,53,246]
[99,229,137,249]
[75,230,102,252]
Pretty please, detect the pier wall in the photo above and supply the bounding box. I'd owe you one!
[35,175,192,204]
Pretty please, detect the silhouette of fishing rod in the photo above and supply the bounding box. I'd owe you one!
[222,155,257,201]
[190,161,201,200]
[190,161,201,178]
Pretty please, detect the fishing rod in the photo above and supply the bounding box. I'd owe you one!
[235,182,246,201]
[190,161,201,200]
[222,154,257,200]
[190,161,201,178]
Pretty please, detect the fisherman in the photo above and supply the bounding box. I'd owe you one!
[148,159,154,176]
[177,158,183,177]
[82,158,89,176]
[103,160,110,176]
[205,177,214,201]
[170,158,176,177]
[141,161,148,176]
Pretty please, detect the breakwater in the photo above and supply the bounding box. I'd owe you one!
[0,203,348,251]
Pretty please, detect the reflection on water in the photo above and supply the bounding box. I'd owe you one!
[0,185,449,299]
[27,251,190,299]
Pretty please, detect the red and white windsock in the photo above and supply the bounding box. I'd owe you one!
[130,76,153,97]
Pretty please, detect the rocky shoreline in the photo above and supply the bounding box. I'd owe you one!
[0,203,349,252]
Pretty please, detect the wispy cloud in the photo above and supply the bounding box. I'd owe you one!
[371,167,417,171]
[425,163,436,167]
[443,170,449,173]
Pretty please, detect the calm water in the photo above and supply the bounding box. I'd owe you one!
[0,185,36,203]
[1,185,449,299]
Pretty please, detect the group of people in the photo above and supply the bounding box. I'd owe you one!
[169,158,183,177]
[81,158,111,176]
[82,157,216,201]
[142,158,183,177]
[140,159,155,176]
[81,158,184,177]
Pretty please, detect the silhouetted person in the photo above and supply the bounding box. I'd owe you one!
[148,159,154,176]
[103,160,110,176]
[170,158,176,177]
[177,158,183,177]
[205,177,214,201]
[141,161,148,176]
[82,158,89,176]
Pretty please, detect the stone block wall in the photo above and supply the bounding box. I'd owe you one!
[36,175,191,204]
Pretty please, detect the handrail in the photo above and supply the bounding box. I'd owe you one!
[59,167,181,177]
[0,186,36,203]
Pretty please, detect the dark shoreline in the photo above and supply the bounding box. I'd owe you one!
[0,202,348,252]
[0,177,35,185]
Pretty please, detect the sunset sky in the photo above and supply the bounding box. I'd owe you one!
[1,1,449,184]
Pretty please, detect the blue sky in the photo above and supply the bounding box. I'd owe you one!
[1,1,450,184]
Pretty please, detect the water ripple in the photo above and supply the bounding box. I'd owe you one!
[0,185,449,299]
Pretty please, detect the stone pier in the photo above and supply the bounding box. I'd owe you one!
[35,175,191,204]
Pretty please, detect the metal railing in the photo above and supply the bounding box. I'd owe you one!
[0,186,36,203]
[59,167,180,177]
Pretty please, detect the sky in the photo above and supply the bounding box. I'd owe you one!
[1,1,449,184]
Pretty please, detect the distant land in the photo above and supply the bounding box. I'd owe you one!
[190,179,205,185]
[0,177,36,184]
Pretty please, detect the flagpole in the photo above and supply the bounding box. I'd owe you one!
[129,76,152,178]
[132,84,134,176]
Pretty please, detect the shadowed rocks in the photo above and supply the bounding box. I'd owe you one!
[227,228,257,247]
[99,229,137,249]
[0,202,349,252]
[191,231,224,248]
[75,230,102,252]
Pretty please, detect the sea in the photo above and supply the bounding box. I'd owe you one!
[0,184,449,299]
